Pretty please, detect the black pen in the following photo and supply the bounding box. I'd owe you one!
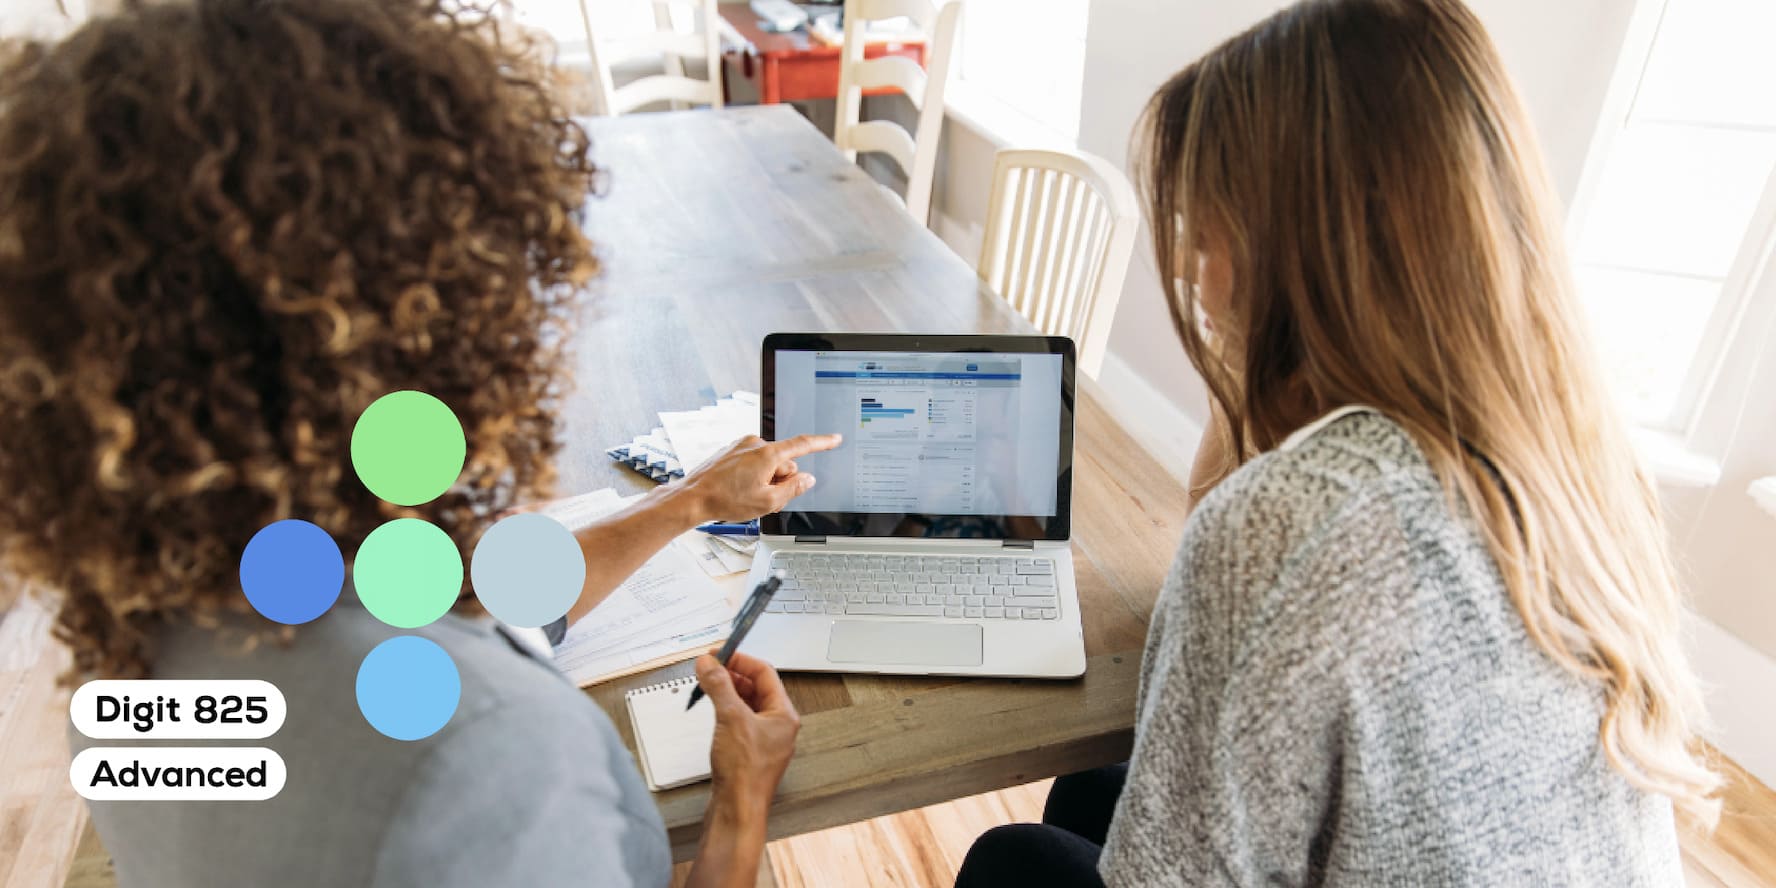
[686,570,785,710]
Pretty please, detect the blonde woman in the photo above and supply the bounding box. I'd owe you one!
[957,0,1718,885]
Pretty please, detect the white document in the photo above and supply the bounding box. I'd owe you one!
[557,541,725,657]
[535,487,624,528]
[557,604,730,687]
[659,391,760,474]
[683,532,755,577]
[534,489,734,684]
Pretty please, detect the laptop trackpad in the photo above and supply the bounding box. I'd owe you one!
[827,621,984,667]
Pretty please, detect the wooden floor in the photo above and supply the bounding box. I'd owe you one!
[0,587,87,888]
[764,780,1051,888]
[7,585,1774,888]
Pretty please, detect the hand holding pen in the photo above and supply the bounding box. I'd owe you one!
[687,571,783,709]
[693,648,800,818]
[691,570,800,817]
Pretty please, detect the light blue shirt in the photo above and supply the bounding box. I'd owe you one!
[72,599,672,887]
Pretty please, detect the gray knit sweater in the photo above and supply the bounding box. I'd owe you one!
[1098,409,1681,887]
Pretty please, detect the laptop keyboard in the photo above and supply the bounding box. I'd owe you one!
[763,552,1061,620]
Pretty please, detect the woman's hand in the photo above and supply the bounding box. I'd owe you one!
[696,651,801,812]
[685,652,799,888]
[682,434,842,522]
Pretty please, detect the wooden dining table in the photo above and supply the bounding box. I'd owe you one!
[565,104,1190,862]
[61,104,1189,884]
[51,105,1776,888]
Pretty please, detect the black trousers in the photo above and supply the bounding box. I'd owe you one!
[954,763,1127,888]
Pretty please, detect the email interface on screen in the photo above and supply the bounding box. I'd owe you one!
[773,350,1064,516]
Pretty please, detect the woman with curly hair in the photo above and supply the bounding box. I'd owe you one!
[0,1,835,885]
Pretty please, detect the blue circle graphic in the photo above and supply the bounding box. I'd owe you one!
[240,519,344,625]
[355,636,461,741]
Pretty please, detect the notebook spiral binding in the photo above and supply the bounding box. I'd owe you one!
[625,675,699,699]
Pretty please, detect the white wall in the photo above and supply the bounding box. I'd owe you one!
[1659,259,1776,784]
[1075,0,1640,438]
[917,0,1644,476]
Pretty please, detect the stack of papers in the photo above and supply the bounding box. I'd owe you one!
[809,14,921,46]
[868,16,918,34]
[604,392,760,483]
[655,391,762,577]
[657,391,760,473]
[566,392,762,683]
[538,489,739,686]
[605,430,683,483]
[683,532,756,576]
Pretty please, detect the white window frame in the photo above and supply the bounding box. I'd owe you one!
[941,0,1087,152]
[1566,0,1776,488]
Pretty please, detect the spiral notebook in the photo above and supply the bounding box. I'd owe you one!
[625,676,716,791]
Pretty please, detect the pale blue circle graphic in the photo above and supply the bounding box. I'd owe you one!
[470,512,586,628]
[239,519,344,625]
[355,636,460,741]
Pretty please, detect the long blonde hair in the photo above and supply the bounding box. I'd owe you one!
[1139,0,1719,824]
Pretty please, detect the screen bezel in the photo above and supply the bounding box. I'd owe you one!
[759,332,1075,541]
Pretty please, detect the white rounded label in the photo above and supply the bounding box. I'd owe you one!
[70,747,286,801]
[70,680,286,739]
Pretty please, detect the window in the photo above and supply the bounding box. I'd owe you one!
[507,0,676,66]
[1570,0,1776,430]
[947,0,1091,146]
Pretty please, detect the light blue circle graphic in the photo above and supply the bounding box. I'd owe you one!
[239,519,344,625]
[470,513,586,628]
[355,636,461,741]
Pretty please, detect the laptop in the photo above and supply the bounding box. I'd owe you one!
[742,332,1086,678]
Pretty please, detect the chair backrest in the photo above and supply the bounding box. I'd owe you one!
[979,148,1139,379]
[833,0,963,224]
[578,0,723,116]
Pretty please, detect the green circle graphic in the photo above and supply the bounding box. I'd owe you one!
[354,518,463,628]
[351,391,466,506]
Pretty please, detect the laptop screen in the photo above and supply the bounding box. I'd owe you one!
[760,333,1074,540]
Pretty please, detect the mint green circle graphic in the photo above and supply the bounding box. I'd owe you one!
[350,391,466,506]
[354,518,463,628]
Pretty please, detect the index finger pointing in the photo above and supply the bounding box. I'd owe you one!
[770,433,843,460]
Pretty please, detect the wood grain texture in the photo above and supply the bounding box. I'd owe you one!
[565,106,1186,862]
[668,855,778,888]
[766,780,1050,888]
[1681,745,1776,888]
[0,591,88,888]
[60,820,112,888]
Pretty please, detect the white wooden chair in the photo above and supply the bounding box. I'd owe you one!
[577,0,723,116]
[979,148,1140,378]
[833,0,963,224]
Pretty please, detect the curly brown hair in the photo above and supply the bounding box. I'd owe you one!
[0,0,598,680]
